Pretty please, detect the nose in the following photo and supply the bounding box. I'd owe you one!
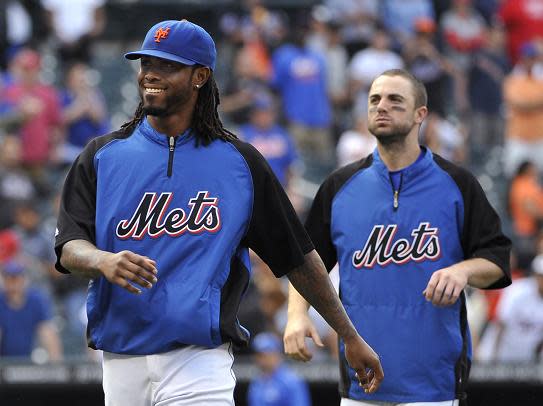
[142,69,160,82]
[376,99,388,112]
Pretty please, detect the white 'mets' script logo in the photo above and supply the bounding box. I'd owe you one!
[352,222,441,269]
[116,191,221,240]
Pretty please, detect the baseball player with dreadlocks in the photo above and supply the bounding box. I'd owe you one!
[54,20,383,406]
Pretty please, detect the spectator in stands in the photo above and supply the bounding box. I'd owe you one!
[307,17,349,139]
[498,0,543,65]
[320,0,379,56]
[252,254,288,338]
[270,19,333,169]
[380,0,435,47]
[0,229,19,263]
[219,46,271,127]
[492,254,543,362]
[251,252,338,361]
[0,0,49,70]
[0,260,62,361]
[10,200,56,296]
[216,0,285,89]
[468,24,509,166]
[402,17,454,117]
[438,1,487,115]
[58,61,109,165]
[336,115,376,167]
[41,0,106,64]
[421,113,468,164]
[508,161,543,265]
[238,93,298,188]
[502,42,543,176]
[247,332,311,406]
[3,48,62,180]
[440,0,487,71]
[349,29,404,117]
[0,135,38,229]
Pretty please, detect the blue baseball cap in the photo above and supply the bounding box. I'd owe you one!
[252,332,283,354]
[125,20,216,70]
[520,42,538,59]
[252,93,275,111]
[2,261,25,276]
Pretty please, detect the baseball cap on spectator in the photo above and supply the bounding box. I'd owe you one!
[125,19,217,70]
[252,332,282,354]
[532,254,543,276]
[251,93,275,111]
[520,42,538,59]
[414,17,436,34]
[2,261,25,276]
[0,230,19,262]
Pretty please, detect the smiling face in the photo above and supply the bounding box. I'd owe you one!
[137,56,196,117]
[367,74,427,146]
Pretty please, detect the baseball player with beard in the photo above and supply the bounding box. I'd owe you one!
[54,19,383,406]
[284,69,512,406]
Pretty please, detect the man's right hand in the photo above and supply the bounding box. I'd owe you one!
[97,250,158,294]
[284,312,324,362]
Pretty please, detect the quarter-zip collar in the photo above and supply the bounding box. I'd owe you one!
[138,116,194,147]
[372,146,434,186]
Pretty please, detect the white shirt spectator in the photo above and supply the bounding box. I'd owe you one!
[336,128,376,167]
[349,46,403,115]
[6,1,32,45]
[494,273,543,361]
[41,0,105,43]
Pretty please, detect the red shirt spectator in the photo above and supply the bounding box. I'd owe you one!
[3,49,61,165]
[498,0,543,64]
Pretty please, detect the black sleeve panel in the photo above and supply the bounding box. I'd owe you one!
[231,139,314,278]
[305,155,374,272]
[54,130,130,274]
[433,154,512,289]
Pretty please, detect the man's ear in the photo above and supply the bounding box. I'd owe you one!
[192,66,211,89]
[415,106,428,124]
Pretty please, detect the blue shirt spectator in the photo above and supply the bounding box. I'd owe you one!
[247,332,311,406]
[0,261,58,358]
[59,62,109,164]
[380,0,435,46]
[271,44,331,128]
[239,95,298,187]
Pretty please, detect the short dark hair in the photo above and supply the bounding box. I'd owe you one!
[374,69,428,108]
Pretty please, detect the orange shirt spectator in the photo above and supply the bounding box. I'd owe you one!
[509,161,543,237]
[502,43,543,175]
[503,73,543,143]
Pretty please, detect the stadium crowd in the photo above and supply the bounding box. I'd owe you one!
[0,0,542,377]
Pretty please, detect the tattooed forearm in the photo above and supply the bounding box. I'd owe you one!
[61,240,104,279]
[287,250,357,340]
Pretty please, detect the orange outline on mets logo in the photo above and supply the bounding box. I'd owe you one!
[154,27,170,43]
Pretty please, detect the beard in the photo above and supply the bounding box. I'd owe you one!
[368,121,413,146]
[143,106,168,116]
[140,87,192,117]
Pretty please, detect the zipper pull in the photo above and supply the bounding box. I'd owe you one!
[393,190,399,210]
[167,136,175,177]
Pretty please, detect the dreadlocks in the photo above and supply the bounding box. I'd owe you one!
[191,74,237,145]
[120,70,237,146]
[120,102,145,135]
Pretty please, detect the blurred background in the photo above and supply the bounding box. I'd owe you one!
[1,0,543,405]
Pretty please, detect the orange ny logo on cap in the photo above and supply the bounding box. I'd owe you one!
[154,27,171,43]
